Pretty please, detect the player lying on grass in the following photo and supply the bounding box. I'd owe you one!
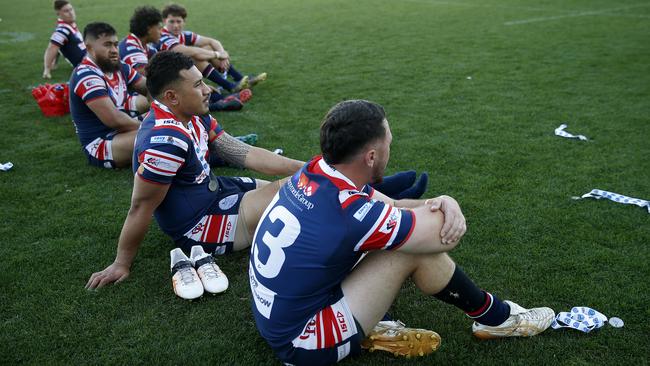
[70,22,149,169]
[84,52,438,293]
[249,100,556,365]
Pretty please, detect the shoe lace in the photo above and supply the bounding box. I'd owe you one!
[519,307,547,321]
[201,263,221,280]
[178,267,197,285]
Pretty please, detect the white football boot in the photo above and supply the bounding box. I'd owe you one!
[472,300,555,339]
[170,248,204,300]
[361,320,441,358]
[190,245,229,294]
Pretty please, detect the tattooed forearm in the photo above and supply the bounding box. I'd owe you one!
[209,133,251,168]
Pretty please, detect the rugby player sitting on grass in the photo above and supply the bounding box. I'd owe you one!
[84,53,436,299]
[249,100,556,365]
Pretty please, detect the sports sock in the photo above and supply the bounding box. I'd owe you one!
[371,170,416,197]
[202,65,237,91]
[433,266,510,326]
[395,173,428,200]
[227,65,244,81]
[209,91,224,103]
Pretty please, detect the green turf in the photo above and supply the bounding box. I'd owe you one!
[1,0,649,364]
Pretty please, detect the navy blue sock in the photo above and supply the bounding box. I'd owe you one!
[433,266,510,326]
[395,173,428,200]
[209,91,224,103]
[203,65,237,90]
[228,65,243,81]
[371,170,416,198]
[466,292,511,326]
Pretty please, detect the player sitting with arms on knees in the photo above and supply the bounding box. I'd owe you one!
[161,4,266,95]
[84,53,433,298]
[249,100,555,365]
[120,6,248,111]
[70,22,149,169]
[43,0,85,78]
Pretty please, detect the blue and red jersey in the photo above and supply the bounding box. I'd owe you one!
[133,101,225,241]
[69,57,142,146]
[156,27,200,51]
[249,156,416,349]
[49,19,86,66]
[118,33,157,71]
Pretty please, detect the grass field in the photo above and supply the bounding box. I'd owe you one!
[1,0,649,364]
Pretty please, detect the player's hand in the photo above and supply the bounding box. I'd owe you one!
[42,69,52,79]
[217,50,229,60]
[426,195,466,245]
[85,262,130,290]
[219,59,230,72]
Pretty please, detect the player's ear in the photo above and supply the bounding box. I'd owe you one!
[364,148,376,168]
[163,89,179,106]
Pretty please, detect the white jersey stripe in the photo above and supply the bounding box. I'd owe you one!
[145,148,185,163]
[142,164,175,176]
[354,204,389,251]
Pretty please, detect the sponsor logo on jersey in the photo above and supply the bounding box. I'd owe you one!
[83,78,103,89]
[353,201,373,221]
[286,178,314,210]
[249,266,276,319]
[298,319,317,340]
[218,194,239,210]
[238,177,254,184]
[336,311,348,332]
[150,135,189,151]
[296,173,320,196]
[379,209,400,234]
[297,173,309,190]
[304,181,319,196]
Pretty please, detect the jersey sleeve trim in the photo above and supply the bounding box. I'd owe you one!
[389,210,416,251]
[353,204,390,251]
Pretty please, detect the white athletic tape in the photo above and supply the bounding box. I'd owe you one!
[0,162,13,171]
[555,124,588,141]
[551,307,607,333]
[575,189,650,214]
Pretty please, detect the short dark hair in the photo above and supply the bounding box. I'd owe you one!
[83,22,116,41]
[54,0,69,11]
[146,51,195,98]
[320,100,387,164]
[129,6,162,37]
[162,4,187,19]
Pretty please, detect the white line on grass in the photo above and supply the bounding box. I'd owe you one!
[402,0,555,12]
[504,3,650,25]
[594,13,650,19]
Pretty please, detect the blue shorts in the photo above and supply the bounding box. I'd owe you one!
[83,132,117,169]
[176,176,257,254]
[271,289,365,366]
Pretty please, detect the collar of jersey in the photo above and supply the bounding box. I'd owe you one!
[309,156,364,192]
[79,57,102,73]
[151,100,196,134]
[127,33,145,49]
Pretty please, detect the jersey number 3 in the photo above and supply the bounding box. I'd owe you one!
[252,205,300,279]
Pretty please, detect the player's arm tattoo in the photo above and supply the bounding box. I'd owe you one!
[209,133,251,168]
